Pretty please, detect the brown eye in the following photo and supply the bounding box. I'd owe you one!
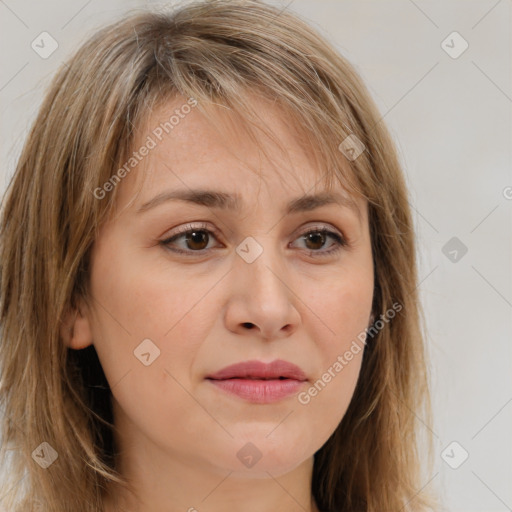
[183,230,210,251]
[161,224,347,258]
[303,231,327,251]
[160,223,220,255]
[292,228,347,256]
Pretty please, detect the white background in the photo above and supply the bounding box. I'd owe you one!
[0,1,511,511]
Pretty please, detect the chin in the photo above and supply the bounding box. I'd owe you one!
[211,433,313,477]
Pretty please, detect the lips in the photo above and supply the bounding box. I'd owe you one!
[206,359,307,381]
[205,359,307,404]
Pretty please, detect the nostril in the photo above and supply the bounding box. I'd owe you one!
[242,322,254,329]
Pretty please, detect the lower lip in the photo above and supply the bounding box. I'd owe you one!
[207,378,304,403]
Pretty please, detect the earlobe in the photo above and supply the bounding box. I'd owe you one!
[60,302,93,350]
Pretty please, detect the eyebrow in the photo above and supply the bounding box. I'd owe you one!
[137,188,361,220]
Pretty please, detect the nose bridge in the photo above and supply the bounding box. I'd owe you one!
[230,233,299,337]
[237,234,289,302]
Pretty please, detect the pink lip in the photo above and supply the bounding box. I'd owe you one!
[206,359,307,404]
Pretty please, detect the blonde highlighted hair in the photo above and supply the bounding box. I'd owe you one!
[0,1,435,510]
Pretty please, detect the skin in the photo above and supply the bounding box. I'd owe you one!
[62,94,374,512]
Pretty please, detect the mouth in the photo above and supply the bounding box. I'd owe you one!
[205,359,307,403]
[212,376,292,380]
[206,359,307,381]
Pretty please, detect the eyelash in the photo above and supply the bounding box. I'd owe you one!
[159,222,348,257]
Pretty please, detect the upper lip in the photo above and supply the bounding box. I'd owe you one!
[206,359,307,381]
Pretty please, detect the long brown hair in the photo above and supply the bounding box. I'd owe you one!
[0,1,435,510]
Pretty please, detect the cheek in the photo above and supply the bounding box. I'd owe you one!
[302,269,374,352]
[88,243,220,384]
[294,349,363,453]
[87,246,213,445]
[295,284,369,438]
[294,267,373,419]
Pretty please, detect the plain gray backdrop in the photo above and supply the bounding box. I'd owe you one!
[1,1,511,511]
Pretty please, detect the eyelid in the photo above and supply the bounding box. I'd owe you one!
[162,221,216,239]
[160,222,221,246]
[162,221,344,240]
[295,223,343,238]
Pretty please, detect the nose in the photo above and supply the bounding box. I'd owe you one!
[223,242,301,340]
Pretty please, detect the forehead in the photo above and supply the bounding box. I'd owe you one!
[115,94,365,221]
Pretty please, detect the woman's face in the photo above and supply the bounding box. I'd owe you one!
[78,95,374,478]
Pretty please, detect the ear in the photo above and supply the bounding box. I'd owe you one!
[60,299,93,350]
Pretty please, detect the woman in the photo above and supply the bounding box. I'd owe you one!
[0,1,435,510]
